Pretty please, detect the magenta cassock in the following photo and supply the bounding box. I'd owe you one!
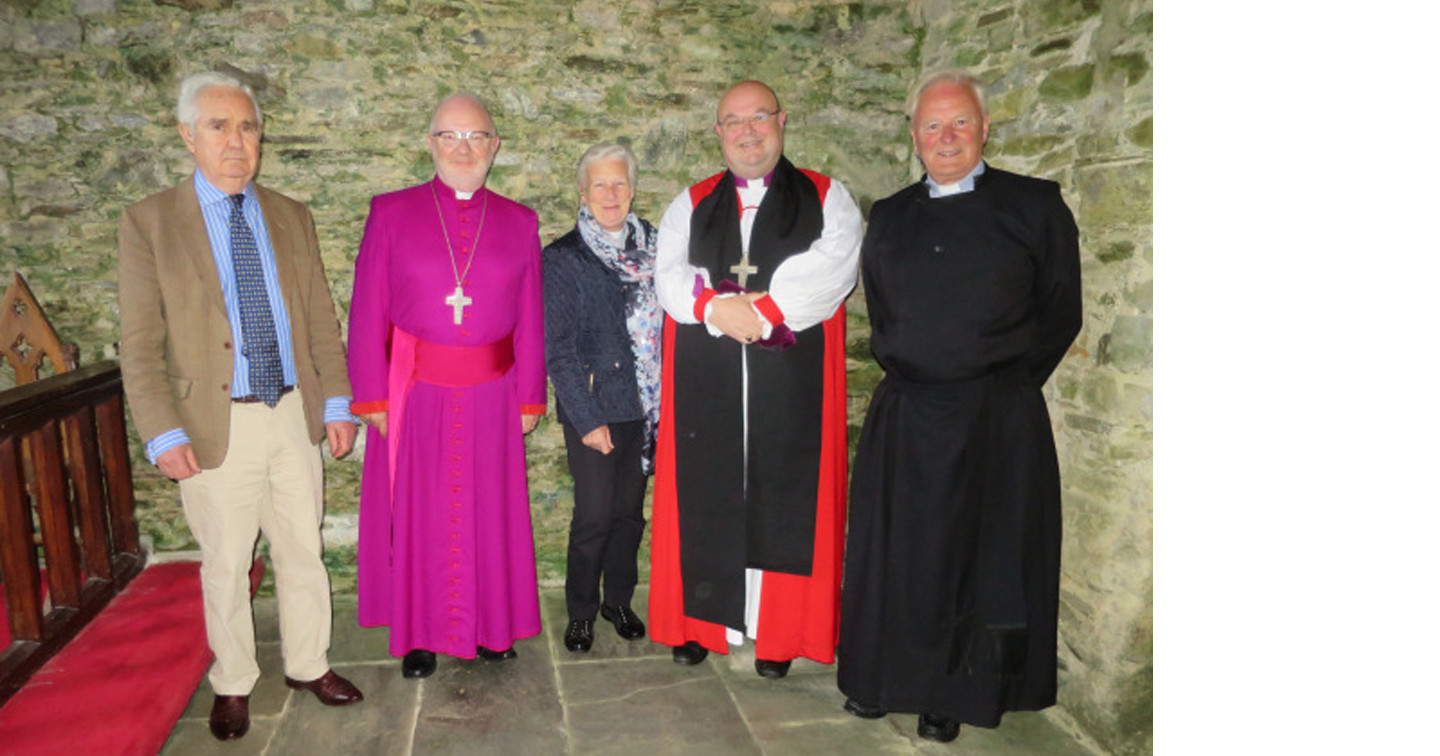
[347,176,547,658]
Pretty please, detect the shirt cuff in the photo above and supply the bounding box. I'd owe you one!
[145,428,191,465]
[693,288,717,323]
[753,294,783,338]
[520,404,547,416]
[753,294,784,327]
[324,396,355,424]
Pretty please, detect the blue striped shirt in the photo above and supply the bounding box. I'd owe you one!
[195,171,300,395]
[145,172,352,463]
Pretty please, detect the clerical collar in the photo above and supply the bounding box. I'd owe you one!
[925,161,986,198]
[435,176,479,201]
[733,169,773,188]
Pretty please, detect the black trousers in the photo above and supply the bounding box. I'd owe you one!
[562,419,648,621]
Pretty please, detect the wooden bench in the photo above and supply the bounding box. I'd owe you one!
[0,273,218,754]
[0,282,145,704]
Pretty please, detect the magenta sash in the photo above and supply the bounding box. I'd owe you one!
[413,336,515,386]
[386,328,515,498]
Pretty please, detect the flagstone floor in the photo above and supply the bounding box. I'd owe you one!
[161,590,1103,756]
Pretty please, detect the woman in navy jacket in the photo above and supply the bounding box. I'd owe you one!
[542,143,662,653]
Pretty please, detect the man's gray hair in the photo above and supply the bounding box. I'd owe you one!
[577,142,638,192]
[906,69,987,121]
[176,71,262,129]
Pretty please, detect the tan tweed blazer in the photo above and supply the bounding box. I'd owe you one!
[117,176,350,469]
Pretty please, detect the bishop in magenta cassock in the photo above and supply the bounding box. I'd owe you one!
[347,94,546,679]
[650,81,862,678]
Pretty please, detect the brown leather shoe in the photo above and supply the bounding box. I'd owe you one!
[284,670,364,706]
[209,695,249,741]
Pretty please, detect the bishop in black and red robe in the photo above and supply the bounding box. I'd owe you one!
[650,155,862,664]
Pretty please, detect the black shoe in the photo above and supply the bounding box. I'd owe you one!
[600,604,646,640]
[672,641,709,665]
[844,697,886,719]
[401,649,436,679]
[917,713,960,743]
[478,645,518,661]
[564,619,594,652]
[754,658,792,679]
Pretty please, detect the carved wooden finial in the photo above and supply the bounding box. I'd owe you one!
[1,272,79,385]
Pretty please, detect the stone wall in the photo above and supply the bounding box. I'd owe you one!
[0,0,1151,753]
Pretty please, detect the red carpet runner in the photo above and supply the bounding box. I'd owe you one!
[0,561,210,756]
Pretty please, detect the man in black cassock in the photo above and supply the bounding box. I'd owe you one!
[836,69,1082,743]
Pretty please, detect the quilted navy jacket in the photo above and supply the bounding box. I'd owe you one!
[541,224,652,436]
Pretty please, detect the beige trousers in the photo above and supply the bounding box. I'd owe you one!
[178,390,332,695]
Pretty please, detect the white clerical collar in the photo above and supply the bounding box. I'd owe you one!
[436,176,479,201]
[733,170,772,188]
[926,161,986,197]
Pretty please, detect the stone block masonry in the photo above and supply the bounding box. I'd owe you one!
[0,1,1150,753]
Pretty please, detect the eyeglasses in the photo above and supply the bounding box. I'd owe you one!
[717,110,781,132]
[431,130,496,147]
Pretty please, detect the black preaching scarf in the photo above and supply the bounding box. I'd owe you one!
[672,156,827,629]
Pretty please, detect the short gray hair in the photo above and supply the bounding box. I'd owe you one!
[906,69,987,122]
[176,71,262,129]
[576,142,638,192]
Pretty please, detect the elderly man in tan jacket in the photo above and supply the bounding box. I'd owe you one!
[117,71,362,741]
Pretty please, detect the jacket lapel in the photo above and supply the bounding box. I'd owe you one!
[256,187,301,323]
[173,177,226,310]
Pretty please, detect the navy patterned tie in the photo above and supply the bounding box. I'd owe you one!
[228,193,284,407]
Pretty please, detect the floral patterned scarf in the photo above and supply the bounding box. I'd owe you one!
[577,205,662,474]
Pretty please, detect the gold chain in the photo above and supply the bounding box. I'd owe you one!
[429,182,489,288]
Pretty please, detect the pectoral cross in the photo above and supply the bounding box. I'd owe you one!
[729,253,758,289]
[445,284,472,325]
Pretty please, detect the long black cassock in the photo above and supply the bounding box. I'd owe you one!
[836,166,1082,728]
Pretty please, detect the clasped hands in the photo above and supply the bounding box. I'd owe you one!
[709,292,768,345]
